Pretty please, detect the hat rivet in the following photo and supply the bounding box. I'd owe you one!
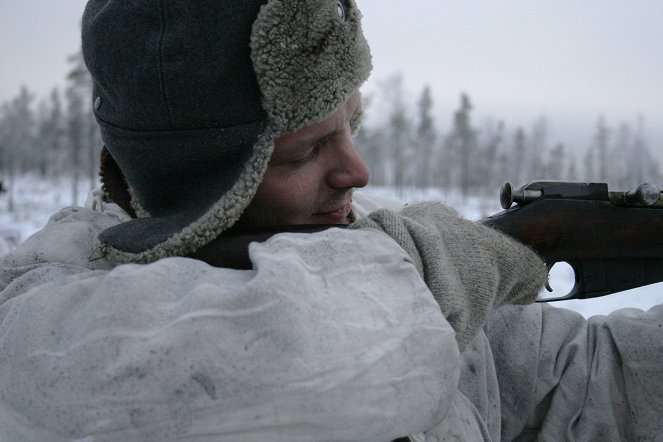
[336,1,346,22]
[94,96,102,110]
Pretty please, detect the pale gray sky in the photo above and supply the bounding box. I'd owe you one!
[1,0,662,152]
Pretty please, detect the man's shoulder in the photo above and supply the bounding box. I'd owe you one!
[84,188,134,221]
[2,193,126,272]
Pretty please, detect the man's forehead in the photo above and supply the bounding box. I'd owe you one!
[275,93,360,148]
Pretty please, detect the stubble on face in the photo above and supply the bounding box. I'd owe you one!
[241,189,356,226]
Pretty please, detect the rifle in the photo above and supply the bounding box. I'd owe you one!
[482,181,663,301]
[190,181,663,301]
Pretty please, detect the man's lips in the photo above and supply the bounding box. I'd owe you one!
[312,201,353,223]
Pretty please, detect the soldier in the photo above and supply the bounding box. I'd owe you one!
[0,1,661,440]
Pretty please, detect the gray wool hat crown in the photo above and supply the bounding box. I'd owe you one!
[82,0,372,263]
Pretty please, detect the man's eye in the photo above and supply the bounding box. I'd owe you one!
[292,138,328,166]
[295,142,323,164]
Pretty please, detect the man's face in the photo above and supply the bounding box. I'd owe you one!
[242,92,370,226]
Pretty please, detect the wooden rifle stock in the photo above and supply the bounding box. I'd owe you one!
[190,224,343,270]
[190,181,663,301]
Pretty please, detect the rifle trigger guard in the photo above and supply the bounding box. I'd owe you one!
[544,262,554,292]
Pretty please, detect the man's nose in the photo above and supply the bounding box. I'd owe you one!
[326,132,370,190]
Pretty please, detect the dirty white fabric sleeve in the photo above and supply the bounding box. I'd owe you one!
[0,200,459,442]
[487,303,663,441]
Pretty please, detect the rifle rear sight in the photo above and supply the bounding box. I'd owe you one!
[500,181,662,210]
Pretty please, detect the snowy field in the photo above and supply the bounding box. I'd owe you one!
[1,174,661,318]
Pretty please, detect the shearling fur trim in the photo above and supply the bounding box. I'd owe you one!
[250,0,372,134]
[127,186,150,218]
[103,127,276,264]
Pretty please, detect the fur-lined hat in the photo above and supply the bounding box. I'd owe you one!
[82,0,372,263]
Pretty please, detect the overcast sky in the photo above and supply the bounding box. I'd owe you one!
[1,0,662,153]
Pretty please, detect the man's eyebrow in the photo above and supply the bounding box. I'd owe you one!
[309,102,359,147]
[289,99,360,151]
[293,129,337,151]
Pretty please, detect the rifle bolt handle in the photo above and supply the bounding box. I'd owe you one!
[499,182,514,209]
[625,182,660,206]
[500,182,543,209]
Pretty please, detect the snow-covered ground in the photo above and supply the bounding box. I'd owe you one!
[1,175,661,318]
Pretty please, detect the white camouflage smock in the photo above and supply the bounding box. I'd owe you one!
[0,190,661,441]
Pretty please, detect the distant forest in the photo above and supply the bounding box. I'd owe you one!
[1,52,661,210]
[356,74,661,196]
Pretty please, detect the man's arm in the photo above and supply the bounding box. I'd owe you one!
[487,302,663,440]
[0,208,460,441]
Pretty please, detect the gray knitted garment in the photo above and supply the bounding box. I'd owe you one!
[351,202,547,351]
